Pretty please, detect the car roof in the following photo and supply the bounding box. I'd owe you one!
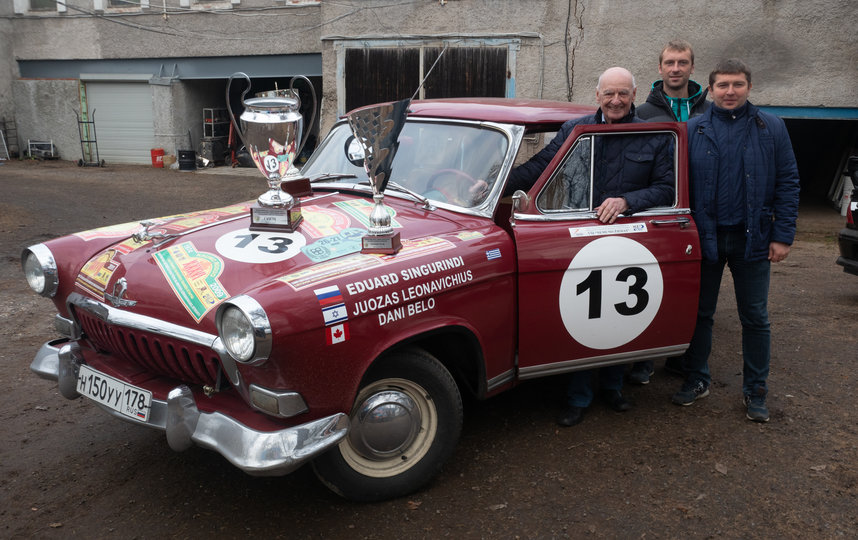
[348,98,596,130]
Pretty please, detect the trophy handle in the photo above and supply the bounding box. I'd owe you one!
[226,72,252,149]
[289,75,317,157]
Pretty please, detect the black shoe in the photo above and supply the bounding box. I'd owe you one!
[602,389,632,412]
[663,356,685,377]
[557,406,586,427]
[628,361,654,385]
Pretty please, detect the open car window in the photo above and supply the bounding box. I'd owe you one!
[302,121,509,209]
[537,131,677,214]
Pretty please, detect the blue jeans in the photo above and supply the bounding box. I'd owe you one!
[683,229,771,396]
[566,365,625,408]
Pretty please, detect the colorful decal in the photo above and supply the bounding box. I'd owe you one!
[559,236,663,350]
[485,248,502,261]
[315,285,351,345]
[280,253,385,291]
[455,231,484,241]
[279,236,455,291]
[75,249,121,298]
[111,238,149,255]
[153,241,229,323]
[568,223,648,238]
[326,323,350,345]
[315,285,348,326]
[300,205,353,239]
[334,200,402,229]
[75,237,150,298]
[215,228,307,264]
[249,139,297,179]
[73,203,251,241]
[378,236,454,263]
[75,222,145,242]
[301,228,366,263]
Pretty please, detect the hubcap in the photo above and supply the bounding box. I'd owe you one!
[340,378,438,478]
[348,390,420,460]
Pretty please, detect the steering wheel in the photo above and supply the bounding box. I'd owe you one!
[425,169,479,205]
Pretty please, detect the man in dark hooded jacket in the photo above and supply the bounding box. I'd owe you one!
[636,40,709,123]
[630,39,710,385]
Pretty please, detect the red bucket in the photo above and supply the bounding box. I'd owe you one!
[150,148,165,168]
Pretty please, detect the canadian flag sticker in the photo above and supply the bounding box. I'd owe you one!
[326,323,350,345]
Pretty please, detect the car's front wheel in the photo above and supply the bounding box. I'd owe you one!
[312,348,463,502]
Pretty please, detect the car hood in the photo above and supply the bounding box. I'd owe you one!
[46,193,489,333]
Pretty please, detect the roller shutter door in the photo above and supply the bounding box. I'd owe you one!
[85,82,155,164]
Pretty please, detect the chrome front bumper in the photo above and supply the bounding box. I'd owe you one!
[30,340,349,476]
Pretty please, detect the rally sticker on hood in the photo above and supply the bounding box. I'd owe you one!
[154,241,229,322]
[75,238,149,298]
[334,200,402,229]
[215,228,307,264]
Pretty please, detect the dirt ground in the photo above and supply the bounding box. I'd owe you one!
[1,158,856,539]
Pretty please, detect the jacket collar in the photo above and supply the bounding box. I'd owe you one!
[595,104,637,124]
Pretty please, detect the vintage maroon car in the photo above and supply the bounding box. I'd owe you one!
[23,98,700,501]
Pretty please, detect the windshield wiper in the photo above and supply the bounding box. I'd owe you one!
[387,181,436,211]
[310,173,359,183]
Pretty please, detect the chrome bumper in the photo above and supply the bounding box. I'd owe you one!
[30,340,349,476]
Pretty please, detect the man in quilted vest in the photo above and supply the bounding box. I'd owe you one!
[671,59,800,423]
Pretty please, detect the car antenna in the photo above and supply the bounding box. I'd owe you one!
[410,45,448,102]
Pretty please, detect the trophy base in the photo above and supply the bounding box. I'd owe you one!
[280,176,312,198]
[250,203,303,233]
[361,231,402,254]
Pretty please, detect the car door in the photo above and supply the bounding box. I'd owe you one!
[512,122,701,379]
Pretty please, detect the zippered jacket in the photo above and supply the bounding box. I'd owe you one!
[506,107,674,212]
[637,80,709,122]
[687,102,800,262]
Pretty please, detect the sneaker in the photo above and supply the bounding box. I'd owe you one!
[744,394,770,423]
[671,379,709,406]
[628,362,654,385]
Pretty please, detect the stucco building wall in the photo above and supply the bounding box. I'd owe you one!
[1,0,856,163]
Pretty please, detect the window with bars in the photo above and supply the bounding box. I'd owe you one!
[344,46,508,113]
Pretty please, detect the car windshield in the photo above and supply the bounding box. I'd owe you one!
[302,120,509,208]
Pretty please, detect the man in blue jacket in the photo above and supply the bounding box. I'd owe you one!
[671,59,800,422]
[505,67,675,426]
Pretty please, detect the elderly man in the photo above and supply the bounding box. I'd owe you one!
[505,67,675,426]
[505,67,673,225]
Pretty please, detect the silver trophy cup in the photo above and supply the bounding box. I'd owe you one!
[348,98,411,253]
[227,72,316,231]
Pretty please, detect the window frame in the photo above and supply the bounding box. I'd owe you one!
[535,130,680,217]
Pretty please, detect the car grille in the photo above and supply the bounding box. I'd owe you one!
[75,309,220,386]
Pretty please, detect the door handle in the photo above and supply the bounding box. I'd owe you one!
[650,217,690,229]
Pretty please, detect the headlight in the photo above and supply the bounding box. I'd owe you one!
[215,296,272,365]
[22,244,58,297]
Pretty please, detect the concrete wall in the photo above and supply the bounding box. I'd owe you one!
[2,0,856,163]
[13,79,81,160]
[318,0,858,129]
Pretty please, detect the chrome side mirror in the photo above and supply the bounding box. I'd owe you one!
[510,190,530,227]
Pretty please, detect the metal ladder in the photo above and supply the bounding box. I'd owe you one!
[0,129,8,160]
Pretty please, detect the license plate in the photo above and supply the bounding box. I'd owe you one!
[77,365,152,422]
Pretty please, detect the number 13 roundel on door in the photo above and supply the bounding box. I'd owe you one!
[559,236,663,350]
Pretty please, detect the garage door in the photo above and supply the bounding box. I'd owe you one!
[85,82,155,164]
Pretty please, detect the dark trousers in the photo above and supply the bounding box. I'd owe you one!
[683,229,771,396]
